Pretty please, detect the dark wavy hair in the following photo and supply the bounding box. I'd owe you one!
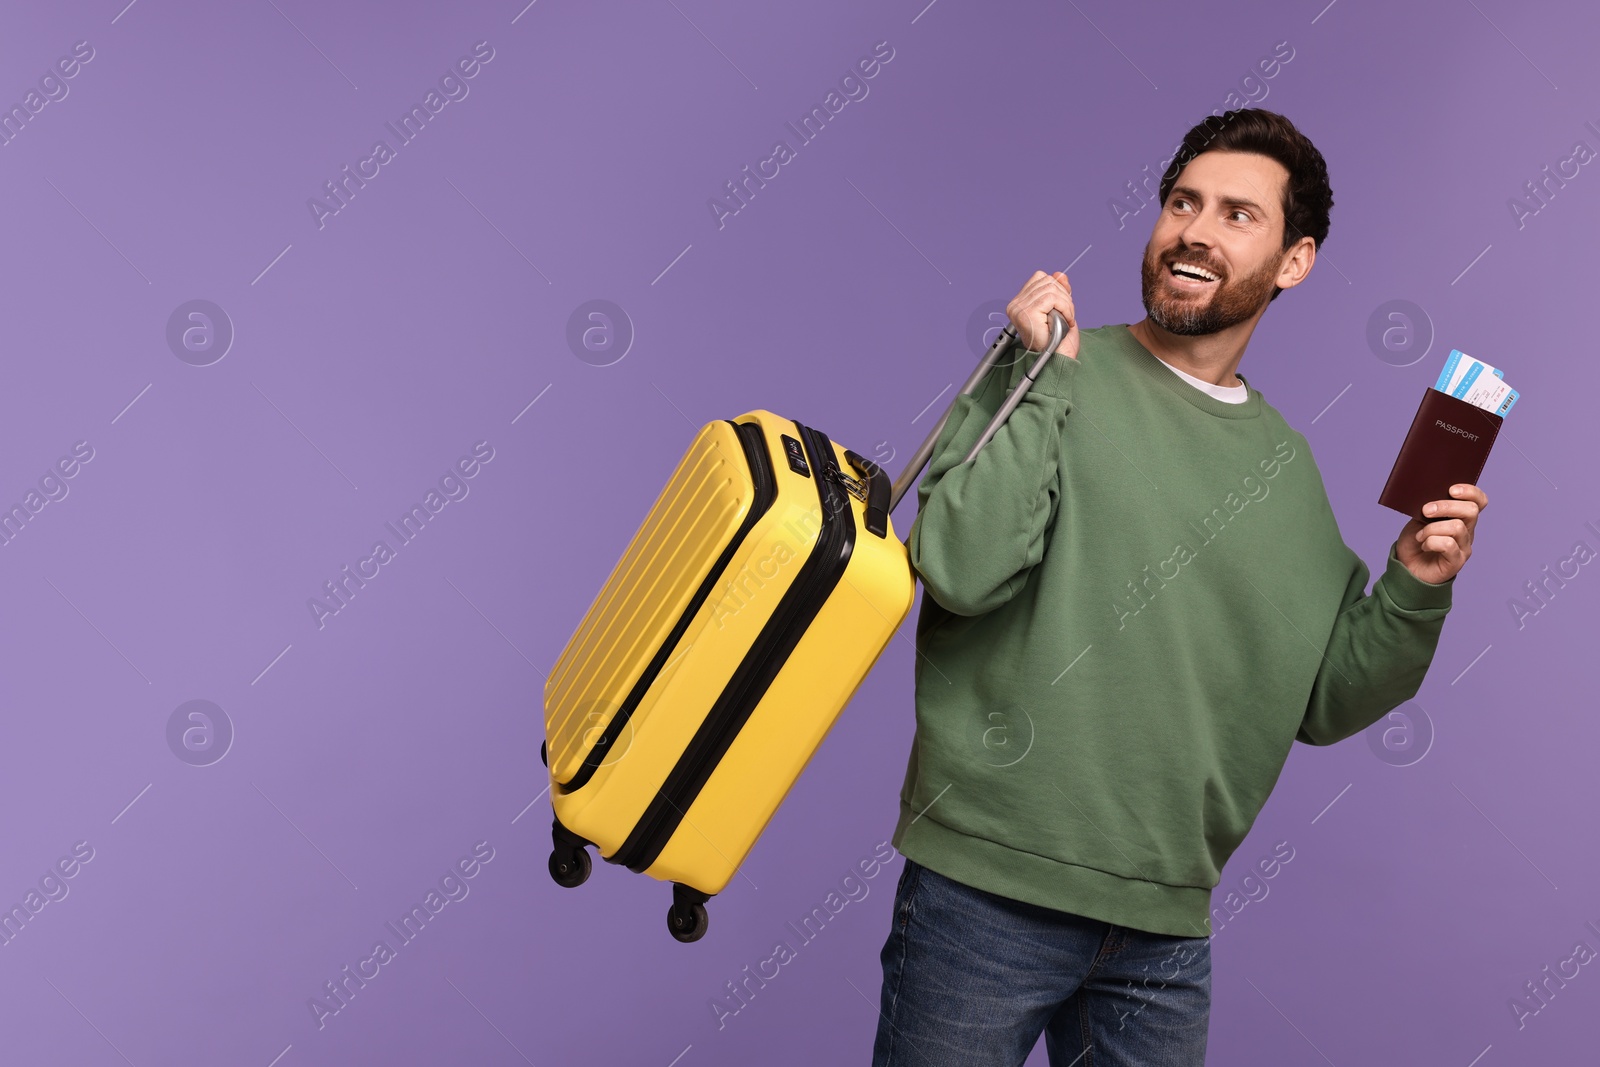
[1158,108,1333,301]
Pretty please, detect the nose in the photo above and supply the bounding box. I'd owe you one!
[1176,211,1218,252]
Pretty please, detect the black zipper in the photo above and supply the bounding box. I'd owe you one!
[613,421,856,875]
[556,420,776,792]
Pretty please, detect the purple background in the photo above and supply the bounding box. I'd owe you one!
[0,0,1593,1063]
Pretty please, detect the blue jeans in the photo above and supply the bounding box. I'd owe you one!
[871,858,1212,1066]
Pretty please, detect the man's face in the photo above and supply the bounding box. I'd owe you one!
[1139,150,1292,336]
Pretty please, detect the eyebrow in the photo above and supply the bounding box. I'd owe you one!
[1169,185,1268,215]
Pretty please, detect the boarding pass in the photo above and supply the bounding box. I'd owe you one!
[1434,349,1519,416]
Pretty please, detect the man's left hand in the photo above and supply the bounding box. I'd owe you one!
[1396,483,1488,584]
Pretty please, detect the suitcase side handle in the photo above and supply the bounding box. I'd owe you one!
[842,449,891,538]
[887,309,1068,515]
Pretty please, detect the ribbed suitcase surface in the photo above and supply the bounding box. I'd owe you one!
[545,419,756,787]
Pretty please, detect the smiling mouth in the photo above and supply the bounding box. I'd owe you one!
[1168,261,1221,284]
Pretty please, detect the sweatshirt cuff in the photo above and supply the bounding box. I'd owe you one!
[1019,348,1078,402]
[1378,540,1453,613]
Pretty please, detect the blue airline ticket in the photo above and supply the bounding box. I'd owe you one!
[1433,349,1518,416]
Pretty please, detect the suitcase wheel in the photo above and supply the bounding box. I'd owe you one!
[540,740,547,767]
[667,883,711,943]
[667,901,708,943]
[549,818,590,888]
[548,846,591,889]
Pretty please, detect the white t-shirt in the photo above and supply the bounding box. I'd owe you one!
[1155,358,1249,404]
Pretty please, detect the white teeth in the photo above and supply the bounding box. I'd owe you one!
[1171,263,1219,282]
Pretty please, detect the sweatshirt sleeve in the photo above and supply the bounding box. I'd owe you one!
[906,347,1078,617]
[1295,539,1454,746]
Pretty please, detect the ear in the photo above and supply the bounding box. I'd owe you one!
[1274,235,1316,292]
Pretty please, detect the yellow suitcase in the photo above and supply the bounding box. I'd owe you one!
[541,315,1068,942]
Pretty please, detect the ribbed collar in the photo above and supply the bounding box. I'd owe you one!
[1113,323,1263,420]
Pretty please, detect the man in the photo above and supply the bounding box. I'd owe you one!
[871,108,1486,1066]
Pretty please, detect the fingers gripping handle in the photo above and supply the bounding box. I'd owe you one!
[962,310,1067,462]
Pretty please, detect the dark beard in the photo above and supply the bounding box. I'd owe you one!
[1139,245,1280,336]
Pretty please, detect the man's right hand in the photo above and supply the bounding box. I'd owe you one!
[1006,270,1080,362]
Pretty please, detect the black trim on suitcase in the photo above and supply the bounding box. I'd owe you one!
[556,420,778,792]
[613,422,857,876]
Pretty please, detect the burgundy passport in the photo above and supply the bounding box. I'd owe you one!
[1378,387,1503,520]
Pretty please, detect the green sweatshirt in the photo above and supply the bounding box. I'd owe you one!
[892,322,1454,938]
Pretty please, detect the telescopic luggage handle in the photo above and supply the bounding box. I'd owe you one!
[887,309,1068,515]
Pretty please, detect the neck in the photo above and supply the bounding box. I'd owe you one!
[1126,316,1257,388]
